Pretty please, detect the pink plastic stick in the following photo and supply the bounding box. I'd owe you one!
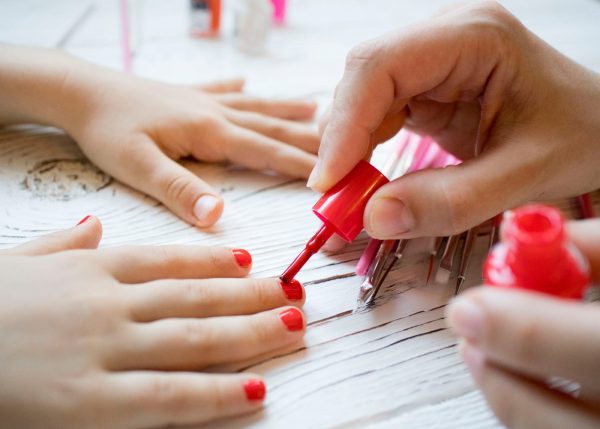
[271,0,286,25]
[431,150,461,168]
[430,148,450,168]
[408,136,444,173]
[405,136,433,173]
[355,132,410,275]
[356,238,383,276]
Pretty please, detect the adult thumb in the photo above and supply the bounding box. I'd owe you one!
[363,145,534,239]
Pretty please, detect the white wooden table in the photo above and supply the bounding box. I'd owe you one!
[2,1,600,427]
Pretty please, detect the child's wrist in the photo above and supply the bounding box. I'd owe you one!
[0,47,89,131]
[43,54,110,135]
[0,46,116,136]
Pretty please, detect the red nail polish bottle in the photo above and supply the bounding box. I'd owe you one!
[483,204,590,299]
[280,160,389,282]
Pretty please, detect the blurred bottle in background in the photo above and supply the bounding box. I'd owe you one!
[271,0,286,25]
[190,0,221,37]
[233,0,271,54]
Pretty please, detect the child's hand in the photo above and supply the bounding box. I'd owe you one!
[0,216,306,428]
[447,219,600,429]
[62,70,319,227]
[0,46,319,227]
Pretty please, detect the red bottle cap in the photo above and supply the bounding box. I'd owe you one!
[502,204,565,259]
[312,160,389,242]
[484,204,590,299]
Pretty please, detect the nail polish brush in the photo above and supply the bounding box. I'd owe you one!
[280,160,389,283]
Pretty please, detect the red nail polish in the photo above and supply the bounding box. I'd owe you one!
[279,308,304,331]
[280,279,303,301]
[77,215,92,226]
[233,249,252,268]
[243,379,266,401]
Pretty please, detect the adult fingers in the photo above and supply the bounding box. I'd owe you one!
[112,307,305,370]
[404,98,481,161]
[119,136,224,227]
[195,78,245,93]
[363,140,537,239]
[222,125,317,179]
[461,342,600,429]
[6,215,102,256]
[126,277,304,322]
[320,105,405,151]
[105,372,265,428]
[215,93,317,120]
[308,2,521,192]
[567,219,600,282]
[447,287,600,387]
[100,246,252,284]
[370,110,407,146]
[226,109,320,153]
[318,103,331,137]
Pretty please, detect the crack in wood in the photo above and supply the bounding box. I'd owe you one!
[231,179,301,202]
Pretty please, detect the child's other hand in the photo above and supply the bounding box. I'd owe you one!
[446,219,600,429]
[0,216,305,428]
[62,73,319,227]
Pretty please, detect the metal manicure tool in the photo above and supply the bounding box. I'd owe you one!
[354,132,500,307]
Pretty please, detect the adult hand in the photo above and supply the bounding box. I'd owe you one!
[446,218,600,429]
[0,215,306,428]
[310,1,600,240]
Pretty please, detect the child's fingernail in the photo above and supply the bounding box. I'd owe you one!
[367,197,412,237]
[193,195,220,226]
[280,279,303,301]
[76,215,92,226]
[447,296,484,342]
[279,308,304,331]
[233,249,252,268]
[459,341,485,383]
[243,379,266,401]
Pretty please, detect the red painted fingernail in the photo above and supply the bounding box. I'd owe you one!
[243,379,266,401]
[279,308,304,331]
[233,249,252,268]
[280,279,303,301]
[76,215,92,226]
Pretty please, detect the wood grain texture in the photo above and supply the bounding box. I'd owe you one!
[1,1,600,428]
